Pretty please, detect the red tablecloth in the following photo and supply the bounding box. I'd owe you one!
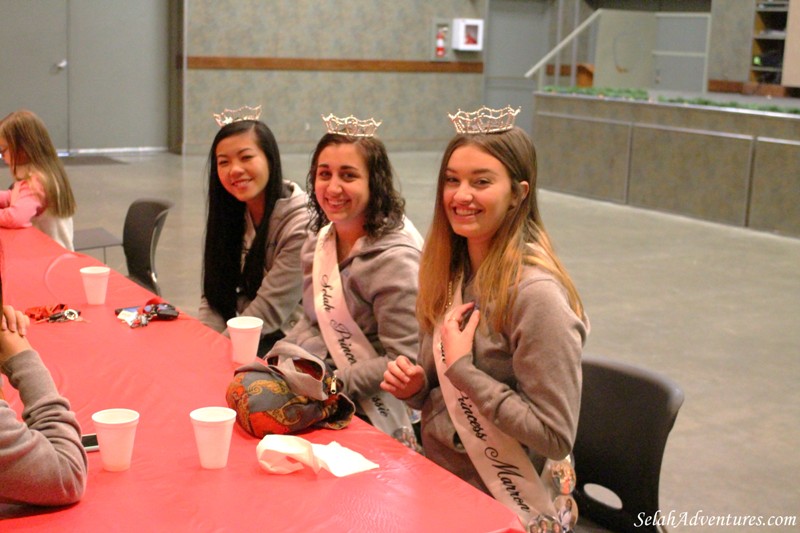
[0,227,522,532]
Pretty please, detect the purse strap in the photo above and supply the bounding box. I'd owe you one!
[260,341,335,401]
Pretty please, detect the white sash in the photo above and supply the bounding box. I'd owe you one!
[433,279,556,525]
[312,223,413,437]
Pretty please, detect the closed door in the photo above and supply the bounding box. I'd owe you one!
[485,0,555,136]
[0,1,168,152]
[0,0,69,150]
[67,0,169,151]
[652,13,710,92]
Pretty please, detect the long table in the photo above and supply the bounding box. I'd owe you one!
[0,227,522,532]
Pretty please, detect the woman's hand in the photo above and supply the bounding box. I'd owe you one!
[440,302,479,366]
[381,355,424,400]
[0,305,32,364]
[1,305,29,336]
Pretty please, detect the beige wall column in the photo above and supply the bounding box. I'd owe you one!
[783,0,800,86]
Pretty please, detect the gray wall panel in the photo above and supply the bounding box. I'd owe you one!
[185,0,486,153]
[534,112,629,202]
[749,139,800,236]
[707,0,754,82]
[628,126,752,225]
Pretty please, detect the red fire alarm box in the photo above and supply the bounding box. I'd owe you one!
[452,18,484,51]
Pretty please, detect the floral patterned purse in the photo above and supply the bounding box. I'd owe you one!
[226,346,355,438]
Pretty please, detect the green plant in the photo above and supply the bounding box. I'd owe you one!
[540,86,800,115]
[657,96,800,115]
[542,86,649,100]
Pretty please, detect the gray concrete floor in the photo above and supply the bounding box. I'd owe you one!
[23,150,800,532]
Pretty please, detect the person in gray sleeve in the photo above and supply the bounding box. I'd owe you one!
[0,264,87,506]
[382,109,588,523]
[266,115,422,442]
[199,108,309,355]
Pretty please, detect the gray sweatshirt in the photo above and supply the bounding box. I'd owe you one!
[0,349,87,506]
[199,181,310,335]
[270,221,422,402]
[407,265,588,493]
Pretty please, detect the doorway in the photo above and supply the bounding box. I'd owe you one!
[0,0,169,153]
[0,1,69,149]
[485,0,555,136]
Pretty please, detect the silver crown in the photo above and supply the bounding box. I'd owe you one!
[322,113,382,138]
[448,105,521,134]
[213,105,262,127]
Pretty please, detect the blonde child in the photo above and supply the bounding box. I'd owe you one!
[0,109,76,250]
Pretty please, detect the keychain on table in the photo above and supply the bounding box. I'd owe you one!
[25,304,84,323]
[47,309,83,323]
[116,298,179,328]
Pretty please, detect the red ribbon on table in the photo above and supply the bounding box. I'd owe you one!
[24,304,69,322]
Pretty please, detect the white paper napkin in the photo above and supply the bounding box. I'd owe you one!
[256,435,379,477]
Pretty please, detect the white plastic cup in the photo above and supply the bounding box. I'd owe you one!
[226,316,263,365]
[80,266,111,305]
[190,406,236,469]
[91,408,140,471]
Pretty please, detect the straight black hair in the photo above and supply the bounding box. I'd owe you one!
[202,120,285,320]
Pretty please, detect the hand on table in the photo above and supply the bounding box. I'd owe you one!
[1,305,33,364]
[1,305,29,336]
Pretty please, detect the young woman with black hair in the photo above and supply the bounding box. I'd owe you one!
[199,111,309,355]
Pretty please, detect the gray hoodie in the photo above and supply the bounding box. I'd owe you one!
[199,181,310,336]
[271,220,422,402]
[0,349,87,506]
[407,265,588,494]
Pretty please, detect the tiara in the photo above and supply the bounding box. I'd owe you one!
[321,114,382,138]
[448,105,521,134]
[213,105,262,127]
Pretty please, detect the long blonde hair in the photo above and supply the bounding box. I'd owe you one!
[0,109,76,217]
[417,127,583,333]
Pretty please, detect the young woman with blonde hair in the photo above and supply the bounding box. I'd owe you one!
[382,108,588,525]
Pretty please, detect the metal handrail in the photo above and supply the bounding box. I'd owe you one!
[524,8,605,87]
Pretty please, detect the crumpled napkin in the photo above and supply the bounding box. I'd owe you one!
[256,434,379,477]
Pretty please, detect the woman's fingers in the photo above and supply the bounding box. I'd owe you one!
[1,306,29,336]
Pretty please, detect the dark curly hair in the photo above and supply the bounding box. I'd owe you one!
[306,133,405,239]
